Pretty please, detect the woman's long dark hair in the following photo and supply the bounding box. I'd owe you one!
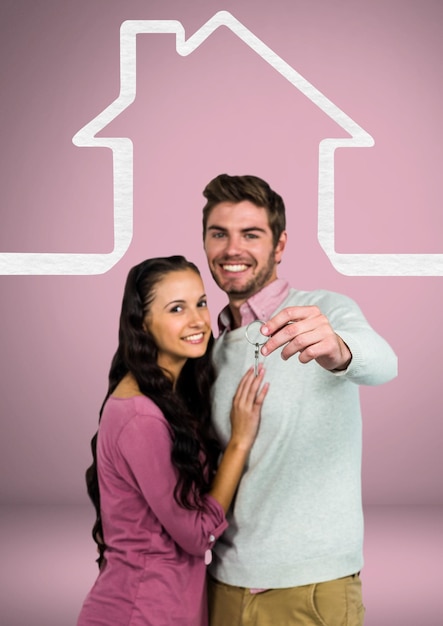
[85,256,219,567]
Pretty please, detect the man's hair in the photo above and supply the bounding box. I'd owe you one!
[202,174,286,246]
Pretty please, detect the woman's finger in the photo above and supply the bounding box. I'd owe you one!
[232,367,254,402]
[243,366,265,404]
[254,381,269,406]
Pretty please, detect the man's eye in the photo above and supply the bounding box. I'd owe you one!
[212,232,226,238]
[245,233,259,239]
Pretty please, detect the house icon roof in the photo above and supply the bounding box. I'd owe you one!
[1,10,441,275]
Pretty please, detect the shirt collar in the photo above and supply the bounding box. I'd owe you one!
[217,278,290,334]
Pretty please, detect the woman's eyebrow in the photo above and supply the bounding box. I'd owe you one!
[163,299,186,309]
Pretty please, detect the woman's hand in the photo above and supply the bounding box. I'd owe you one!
[209,366,269,513]
[229,365,269,450]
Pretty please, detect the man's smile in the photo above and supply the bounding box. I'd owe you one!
[220,263,250,273]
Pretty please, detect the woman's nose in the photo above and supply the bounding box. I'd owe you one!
[189,310,206,327]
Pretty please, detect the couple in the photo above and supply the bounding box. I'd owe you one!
[77,174,398,626]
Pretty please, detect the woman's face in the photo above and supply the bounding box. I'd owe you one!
[144,269,212,381]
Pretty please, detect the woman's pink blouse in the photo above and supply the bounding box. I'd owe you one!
[77,395,227,626]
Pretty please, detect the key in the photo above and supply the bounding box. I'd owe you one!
[254,343,260,377]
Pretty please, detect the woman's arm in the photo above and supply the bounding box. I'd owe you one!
[110,372,268,556]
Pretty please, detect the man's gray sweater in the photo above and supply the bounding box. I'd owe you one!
[209,288,398,588]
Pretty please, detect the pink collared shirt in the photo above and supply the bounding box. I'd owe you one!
[217,278,290,334]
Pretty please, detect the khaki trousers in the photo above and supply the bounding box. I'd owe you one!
[208,574,365,626]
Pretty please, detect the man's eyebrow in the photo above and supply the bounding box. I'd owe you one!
[241,227,267,234]
[207,225,226,231]
[206,225,267,234]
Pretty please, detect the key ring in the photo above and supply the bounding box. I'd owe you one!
[245,320,267,376]
[245,319,267,346]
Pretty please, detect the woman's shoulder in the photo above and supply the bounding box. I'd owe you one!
[109,375,163,416]
[106,395,173,454]
[100,395,171,450]
[98,374,168,439]
[105,394,163,421]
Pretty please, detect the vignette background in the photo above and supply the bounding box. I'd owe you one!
[1,1,441,624]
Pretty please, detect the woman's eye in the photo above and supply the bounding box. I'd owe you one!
[198,300,208,308]
[170,305,183,313]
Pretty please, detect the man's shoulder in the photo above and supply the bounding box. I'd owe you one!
[281,287,355,310]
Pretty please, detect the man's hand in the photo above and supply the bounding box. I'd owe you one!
[260,306,352,371]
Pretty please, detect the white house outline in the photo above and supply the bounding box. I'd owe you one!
[1,10,441,275]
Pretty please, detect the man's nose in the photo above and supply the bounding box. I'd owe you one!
[223,234,242,256]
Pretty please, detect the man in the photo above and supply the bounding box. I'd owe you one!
[202,174,398,626]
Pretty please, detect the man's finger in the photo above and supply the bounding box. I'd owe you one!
[260,324,298,356]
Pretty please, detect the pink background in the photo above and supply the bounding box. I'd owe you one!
[0,1,442,623]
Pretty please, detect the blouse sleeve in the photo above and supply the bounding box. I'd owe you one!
[115,407,228,557]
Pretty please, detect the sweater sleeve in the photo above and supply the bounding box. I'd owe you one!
[115,409,228,557]
[321,290,398,385]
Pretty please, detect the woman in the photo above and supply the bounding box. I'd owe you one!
[77,256,268,626]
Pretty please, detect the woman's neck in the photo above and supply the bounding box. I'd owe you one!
[111,373,142,398]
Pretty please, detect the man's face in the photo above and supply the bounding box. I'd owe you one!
[203,200,286,302]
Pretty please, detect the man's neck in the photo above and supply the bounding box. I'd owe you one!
[228,306,242,329]
[226,278,281,329]
[227,298,246,330]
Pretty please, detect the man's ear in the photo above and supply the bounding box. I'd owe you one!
[274,231,287,264]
